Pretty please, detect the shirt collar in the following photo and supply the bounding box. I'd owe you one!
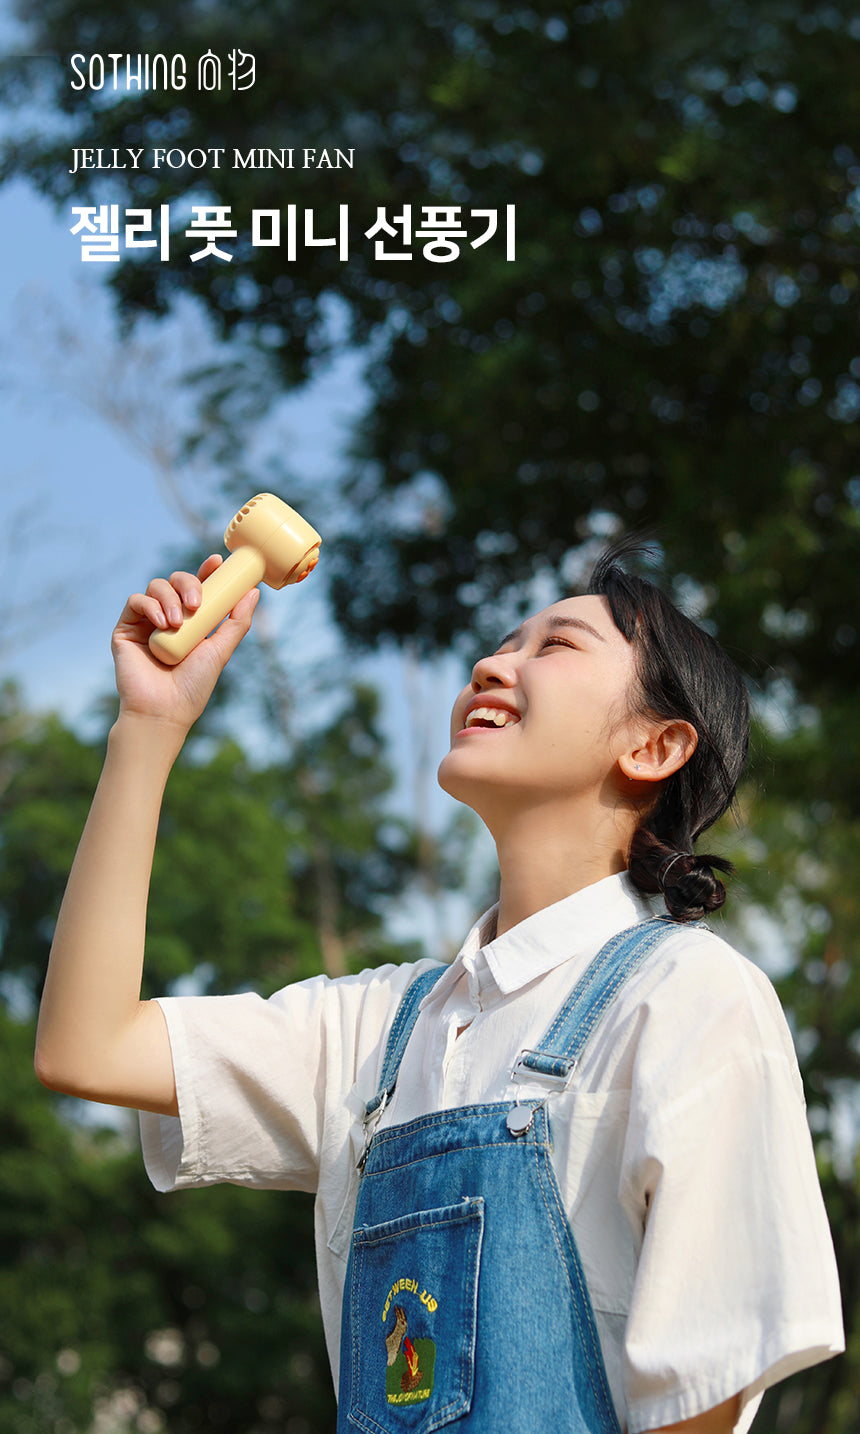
[423,871,656,1007]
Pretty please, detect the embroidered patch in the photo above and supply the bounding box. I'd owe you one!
[384,1304,436,1405]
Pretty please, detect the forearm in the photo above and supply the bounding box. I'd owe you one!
[35,713,185,1109]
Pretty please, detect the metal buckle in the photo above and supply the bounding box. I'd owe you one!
[510,1049,577,1091]
[357,1089,388,1172]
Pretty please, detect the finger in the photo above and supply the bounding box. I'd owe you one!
[198,587,260,666]
[117,588,174,633]
[145,576,190,629]
[167,568,211,615]
[197,553,223,583]
[116,561,221,640]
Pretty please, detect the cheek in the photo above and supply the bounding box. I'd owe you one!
[450,687,471,736]
[540,674,625,756]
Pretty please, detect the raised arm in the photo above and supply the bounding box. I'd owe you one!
[34,558,259,1116]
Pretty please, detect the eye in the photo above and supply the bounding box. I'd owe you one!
[539,635,579,652]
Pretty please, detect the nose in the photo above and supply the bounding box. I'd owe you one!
[470,650,518,692]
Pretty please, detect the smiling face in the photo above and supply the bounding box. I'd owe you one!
[437,595,644,829]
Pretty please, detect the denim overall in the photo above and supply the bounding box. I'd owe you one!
[338,917,675,1434]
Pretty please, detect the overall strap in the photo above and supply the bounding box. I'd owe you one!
[365,918,684,1119]
[513,916,682,1085]
[364,964,447,1119]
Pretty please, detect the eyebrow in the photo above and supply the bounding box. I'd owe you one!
[496,614,608,649]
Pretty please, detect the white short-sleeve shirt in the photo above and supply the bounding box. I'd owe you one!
[140,872,843,1432]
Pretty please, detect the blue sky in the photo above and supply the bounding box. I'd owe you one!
[0,5,374,724]
[0,172,373,722]
[0,179,192,715]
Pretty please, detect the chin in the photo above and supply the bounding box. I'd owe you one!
[436,749,477,804]
[436,749,511,820]
[436,750,460,799]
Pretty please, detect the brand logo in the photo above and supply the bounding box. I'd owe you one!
[384,1303,436,1405]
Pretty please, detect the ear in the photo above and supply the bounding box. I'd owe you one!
[618,720,698,784]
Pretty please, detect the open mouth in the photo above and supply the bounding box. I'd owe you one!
[464,707,520,730]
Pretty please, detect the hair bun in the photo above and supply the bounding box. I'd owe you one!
[628,830,733,923]
[659,850,731,922]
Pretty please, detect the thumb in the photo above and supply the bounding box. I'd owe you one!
[199,586,261,667]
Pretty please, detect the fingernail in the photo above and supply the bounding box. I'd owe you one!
[186,590,200,609]
[169,606,182,626]
[153,610,167,629]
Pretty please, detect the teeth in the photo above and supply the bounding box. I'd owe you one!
[465,706,519,728]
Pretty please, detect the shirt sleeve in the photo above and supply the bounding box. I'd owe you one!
[617,933,844,1433]
[139,959,438,1195]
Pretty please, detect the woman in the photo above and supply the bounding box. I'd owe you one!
[36,545,843,1433]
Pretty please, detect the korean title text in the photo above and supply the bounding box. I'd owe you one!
[69,203,517,266]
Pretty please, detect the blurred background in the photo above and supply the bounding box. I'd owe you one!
[1,2,858,1430]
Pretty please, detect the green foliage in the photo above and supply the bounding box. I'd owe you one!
[0,681,438,1431]
[0,681,424,1008]
[0,689,105,1002]
[0,1005,335,1433]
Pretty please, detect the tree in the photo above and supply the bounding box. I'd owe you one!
[0,998,338,1434]
[2,0,859,680]
[0,678,454,1432]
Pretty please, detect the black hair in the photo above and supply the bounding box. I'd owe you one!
[587,543,749,922]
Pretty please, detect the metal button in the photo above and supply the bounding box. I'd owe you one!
[506,1104,534,1136]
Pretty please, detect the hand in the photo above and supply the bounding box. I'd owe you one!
[112,556,259,732]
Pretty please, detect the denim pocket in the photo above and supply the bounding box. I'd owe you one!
[347,1197,484,1434]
